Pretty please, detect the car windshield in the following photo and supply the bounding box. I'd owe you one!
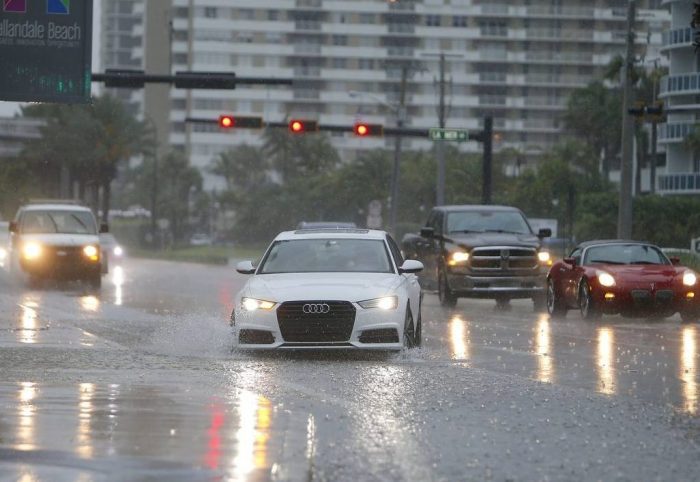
[20,210,97,235]
[259,239,393,274]
[584,244,670,266]
[447,211,532,235]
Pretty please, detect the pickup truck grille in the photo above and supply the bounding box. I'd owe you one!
[470,247,538,272]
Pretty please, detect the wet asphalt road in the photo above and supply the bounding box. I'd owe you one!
[0,258,699,481]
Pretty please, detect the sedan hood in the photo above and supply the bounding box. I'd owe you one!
[19,233,99,247]
[245,272,402,302]
[445,232,541,249]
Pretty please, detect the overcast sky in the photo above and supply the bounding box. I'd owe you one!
[0,0,102,117]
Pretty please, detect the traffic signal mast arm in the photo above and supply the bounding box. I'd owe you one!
[92,69,293,89]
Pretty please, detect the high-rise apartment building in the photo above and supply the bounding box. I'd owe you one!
[658,0,700,194]
[106,1,669,190]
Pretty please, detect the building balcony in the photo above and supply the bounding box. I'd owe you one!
[661,27,693,51]
[658,122,696,144]
[660,73,700,98]
[658,173,700,194]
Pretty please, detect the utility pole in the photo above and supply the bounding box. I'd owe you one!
[481,116,493,204]
[389,66,408,236]
[436,53,447,205]
[618,0,636,239]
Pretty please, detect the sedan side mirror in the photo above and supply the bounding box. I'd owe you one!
[563,257,576,267]
[420,227,434,238]
[236,260,256,275]
[537,228,552,238]
[99,223,109,234]
[8,221,18,233]
[399,259,424,274]
[670,256,681,266]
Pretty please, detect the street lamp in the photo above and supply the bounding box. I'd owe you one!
[349,80,408,236]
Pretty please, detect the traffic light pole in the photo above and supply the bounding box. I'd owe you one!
[436,53,447,206]
[481,117,493,205]
[389,67,408,237]
[618,0,636,239]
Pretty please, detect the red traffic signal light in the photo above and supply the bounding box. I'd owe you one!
[289,119,318,133]
[354,123,383,137]
[218,115,263,129]
[219,115,234,128]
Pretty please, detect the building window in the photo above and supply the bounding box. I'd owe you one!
[453,16,467,27]
[332,58,347,69]
[425,15,441,27]
[268,10,278,21]
[333,35,348,46]
[204,7,217,19]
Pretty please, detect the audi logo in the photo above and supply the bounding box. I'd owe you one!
[303,303,331,314]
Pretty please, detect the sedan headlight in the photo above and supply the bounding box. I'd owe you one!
[23,242,42,260]
[83,245,99,261]
[448,251,469,266]
[597,271,616,287]
[683,271,697,287]
[241,297,276,311]
[358,296,398,310]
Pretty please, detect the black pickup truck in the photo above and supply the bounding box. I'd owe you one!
[401,205,552,308]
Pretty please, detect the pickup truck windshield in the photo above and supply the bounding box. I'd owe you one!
[447,211,532,235]
[20,210,97,235]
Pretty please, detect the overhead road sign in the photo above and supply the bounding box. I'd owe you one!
[429,128,468,142]
[0,0,93,103]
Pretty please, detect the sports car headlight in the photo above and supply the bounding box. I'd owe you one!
[683,271,697,287]
[83,245,99,261]
[448,251,469,266]
[241,297,276,311]
[537,251,551,263]
[597,271,616,287]
[358,296,398,310]
[23,242,42,260]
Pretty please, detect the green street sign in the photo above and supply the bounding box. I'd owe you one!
[0,0,93,104]
[429,128,468,142]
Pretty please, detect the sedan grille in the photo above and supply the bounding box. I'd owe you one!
[277,301,356,342]
[470,246,538,272]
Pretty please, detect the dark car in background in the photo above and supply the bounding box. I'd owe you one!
[402,205,552,309]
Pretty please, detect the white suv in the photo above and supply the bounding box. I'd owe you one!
[8,202,106,289]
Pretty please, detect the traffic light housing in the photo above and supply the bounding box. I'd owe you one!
[289,119,319,133]
[218,115,264,129]
[354,123,384,137]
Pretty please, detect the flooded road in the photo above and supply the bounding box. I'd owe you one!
[0,259,698,481]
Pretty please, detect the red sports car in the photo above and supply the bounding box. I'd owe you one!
[546,240,699,321]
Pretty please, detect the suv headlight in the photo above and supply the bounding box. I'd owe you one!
[241,297,276,311]
[358,296,398,310]
[83,245,99,261]
[538,251,552,265]
[683,271,697,287]
[23,242,42,260]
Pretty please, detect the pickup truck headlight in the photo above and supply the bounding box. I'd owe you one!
[23,242,42,260]
[683,271,697,287]
[537,251,552,265]
[358,296,398,310]
[448,251,469,266]
[241,297,276,311]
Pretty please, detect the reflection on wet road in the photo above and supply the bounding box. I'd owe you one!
[0,258,698,480]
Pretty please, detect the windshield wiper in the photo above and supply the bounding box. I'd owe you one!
[483,229,525,235]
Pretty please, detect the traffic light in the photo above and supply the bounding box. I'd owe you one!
[218,115,264,129]
[289,119,318,133]
[354,123,383,137]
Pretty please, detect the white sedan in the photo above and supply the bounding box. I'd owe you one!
[232,229,424,350]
